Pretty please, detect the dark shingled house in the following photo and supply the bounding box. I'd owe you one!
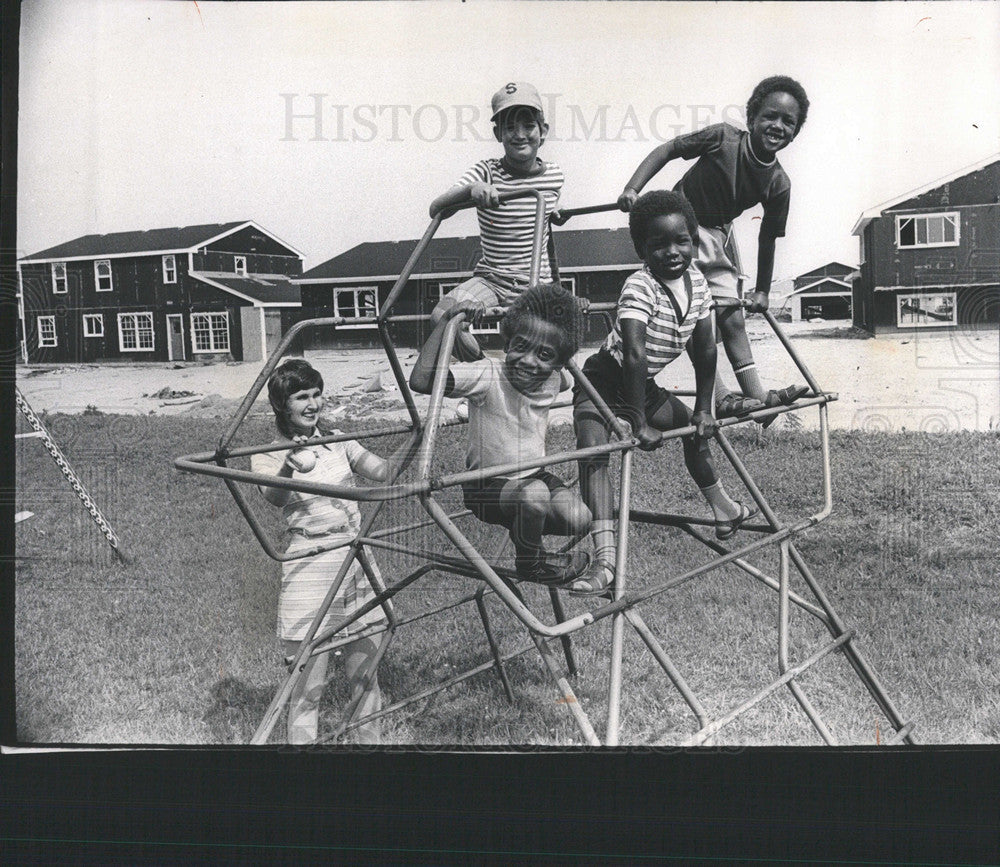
[851,155,1000,334]
[293,227,643,350]
[18,221,303,363]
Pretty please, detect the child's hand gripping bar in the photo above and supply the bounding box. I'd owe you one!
[549,202,626,226]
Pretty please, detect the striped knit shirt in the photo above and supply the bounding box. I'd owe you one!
[457,158,563,284]
[603,264,713,377]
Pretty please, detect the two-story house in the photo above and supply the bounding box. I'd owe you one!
[293,227,642,350]
[851,156,1000,334]
[18,221,303,363]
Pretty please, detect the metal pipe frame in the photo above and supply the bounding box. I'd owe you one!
[174,198,915,746]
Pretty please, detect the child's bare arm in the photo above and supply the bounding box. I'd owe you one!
[689,315,720,439]
[620,320,661,450]
[619,141,682,210]
[350,438,416,482]
[409,315,452,394]
[430,183,499,217]
[747,234,777,312]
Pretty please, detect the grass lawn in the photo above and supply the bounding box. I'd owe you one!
[14,411,1000,745]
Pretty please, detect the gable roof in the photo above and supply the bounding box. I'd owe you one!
[20,221,303,262]
[190,271,301,306]
[299,227,641,282]
[852,153,1000,235]
[795,261,855,281]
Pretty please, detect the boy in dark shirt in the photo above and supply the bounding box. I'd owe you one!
[619,76,811,422]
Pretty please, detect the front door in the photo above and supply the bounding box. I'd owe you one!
[166,314,185,361]
[264,310,283,357]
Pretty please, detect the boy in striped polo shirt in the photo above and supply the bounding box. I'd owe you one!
[428,82,564,361]
[570,190,755,597]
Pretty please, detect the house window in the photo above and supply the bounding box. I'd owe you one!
[333,287,379,329]
[52,263,68,294]
[37,315,57,347]
[896,213,959,249]
[897,292,957,328]
[234,256,247,276]
[118,312,155,351]
[436,281,499,333]
[191,312,230,352]
[83,314,104,337]
[162,254,177,284]
[560,276,577,295]
[94,259,114,291]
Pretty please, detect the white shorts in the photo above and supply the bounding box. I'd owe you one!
[697,225,745,299]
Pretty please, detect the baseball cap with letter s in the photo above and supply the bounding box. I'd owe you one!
[490,82,544,120]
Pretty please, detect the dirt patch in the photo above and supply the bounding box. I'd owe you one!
[15,322,999,432]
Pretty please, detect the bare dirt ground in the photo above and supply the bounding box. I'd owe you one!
[16,320,1000,432]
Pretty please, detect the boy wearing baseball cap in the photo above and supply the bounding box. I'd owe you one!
[428,82,564,361]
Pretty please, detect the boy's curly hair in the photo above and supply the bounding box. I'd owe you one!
[746,76,810,133]
[500,283,585,363]
[268,358,323,437]
[628,190,699,258]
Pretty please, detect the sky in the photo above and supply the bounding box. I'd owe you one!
[16,0,1000,282]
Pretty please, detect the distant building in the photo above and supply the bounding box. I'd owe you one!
[18,221,303,363]
[774,262,857,322]
[294,227,642,349]
[851,155,1000,334]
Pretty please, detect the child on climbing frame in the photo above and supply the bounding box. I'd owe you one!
[252,358,406,745]
[427,81,563,362]
[410,283,592,586]
[618,75,811,423]
[571,190,757,597]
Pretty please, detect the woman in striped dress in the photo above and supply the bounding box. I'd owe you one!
[252,359,397,744]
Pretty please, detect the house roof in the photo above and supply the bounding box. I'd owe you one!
[20,221,303,262]
[795,261,856,281]
[190,271,301,306]
[299,227,641,282]
[851,153,1000,236]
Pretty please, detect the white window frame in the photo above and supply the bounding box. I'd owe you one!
[94,259,114,292]
[37,315,57,347]
[117,311,155,352]
[190,311,231,353]
[234,255,247,276]
[895,212,960,250]
[332,286,379,329]
[162,254,177,284]
[51,262,67,294]
[82,313,104,337]
[436,281,500,334]
[896,292,957,328]
[560,275,577,295]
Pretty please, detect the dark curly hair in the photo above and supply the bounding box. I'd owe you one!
[746,76,810,133]
[268,358,323,437]
[500,283,584,363]
[628,190,700,259]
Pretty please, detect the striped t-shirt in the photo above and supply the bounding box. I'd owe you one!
[603,264,713,377]
[457,158,563,284]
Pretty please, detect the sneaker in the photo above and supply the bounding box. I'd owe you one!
[759,384,809,429]
[716,393,766,418]
[766,384,809,407]
[515,550,590,585]
[568,561,615,598]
